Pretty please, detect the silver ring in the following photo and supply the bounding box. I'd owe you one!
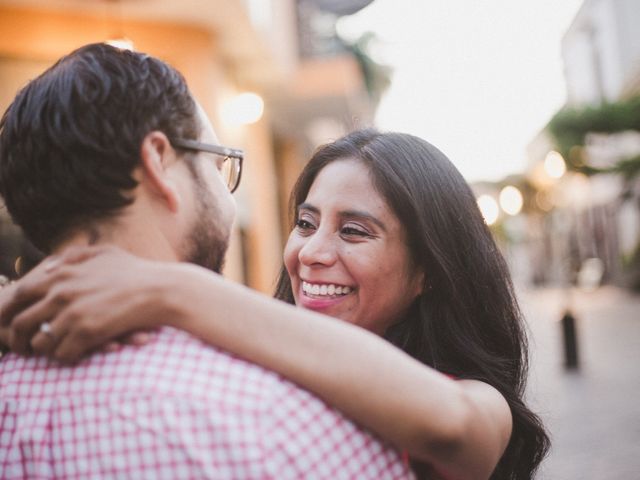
[39,322,55,339]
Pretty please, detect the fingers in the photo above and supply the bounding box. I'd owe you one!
[84,332,153,358]
[56,245,117,266]
[2,245,120,323]
[30,319,66,357]
[102,342,123,353]
[51,331,153,363]
[0,282,20,326]
[51,319,110,363]
[11,295,61,355]
[0,263,68,327]
[27,301,93,361]
[4,245,149,362]
[1,246,121,328]
[31,294,133,363]
[122,331,153,346]
[31,317,152,363]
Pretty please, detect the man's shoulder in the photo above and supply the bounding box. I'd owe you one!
[0,327,282,406]
[0,328,414,479]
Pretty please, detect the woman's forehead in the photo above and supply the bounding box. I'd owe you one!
[307,159,375,199]
[304,159,400,224]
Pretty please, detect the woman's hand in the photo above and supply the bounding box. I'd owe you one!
[0,246,167,363]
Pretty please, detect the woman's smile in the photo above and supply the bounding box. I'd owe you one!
[298,280,355,311]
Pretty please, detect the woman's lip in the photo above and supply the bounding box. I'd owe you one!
[298,287,351,311]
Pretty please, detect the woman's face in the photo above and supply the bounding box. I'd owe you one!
[284,158,424,335]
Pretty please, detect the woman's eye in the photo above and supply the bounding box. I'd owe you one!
[341,226,368,237]
[295,219,316,231]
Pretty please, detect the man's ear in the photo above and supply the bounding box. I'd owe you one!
[139,131,180,213]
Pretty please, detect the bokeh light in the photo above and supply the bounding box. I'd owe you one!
[221,92,264,126]
[544,151,566,179]
[499,185,524,216]
[477,194,500,225]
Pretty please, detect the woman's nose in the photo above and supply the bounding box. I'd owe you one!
[298,230,337,267]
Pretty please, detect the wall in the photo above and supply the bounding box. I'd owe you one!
[0,5,285,292]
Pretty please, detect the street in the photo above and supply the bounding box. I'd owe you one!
[519,286,640,479]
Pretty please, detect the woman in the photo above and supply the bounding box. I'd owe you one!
[1,129,549,479]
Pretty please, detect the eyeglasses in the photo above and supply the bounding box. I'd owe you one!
[171,138,244,193]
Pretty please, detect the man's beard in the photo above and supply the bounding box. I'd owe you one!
[182,162,230,273]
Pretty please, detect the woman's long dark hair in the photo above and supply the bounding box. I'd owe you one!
[275,129,549,479]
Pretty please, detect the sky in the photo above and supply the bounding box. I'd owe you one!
[337,0,584,183]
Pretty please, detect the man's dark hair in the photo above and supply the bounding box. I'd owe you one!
[0,43,200,252]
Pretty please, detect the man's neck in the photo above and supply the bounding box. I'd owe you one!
[53,222,180,263]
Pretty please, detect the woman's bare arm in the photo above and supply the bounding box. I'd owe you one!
[3,247,511,479]
[165,264,512,479]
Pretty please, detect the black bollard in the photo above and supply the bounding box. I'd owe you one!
[561,309,579,369]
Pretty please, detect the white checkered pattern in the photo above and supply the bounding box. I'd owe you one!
[0,327,414,479]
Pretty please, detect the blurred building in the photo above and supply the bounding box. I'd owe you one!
[524,0,640,288]
[562,0,640,104]
[0,0,376,291]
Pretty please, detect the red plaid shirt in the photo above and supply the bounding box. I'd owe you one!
[0,327,413,479]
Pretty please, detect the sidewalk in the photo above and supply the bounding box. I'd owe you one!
[518,286,640,479]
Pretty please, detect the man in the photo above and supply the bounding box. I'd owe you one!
[0,44,411,478]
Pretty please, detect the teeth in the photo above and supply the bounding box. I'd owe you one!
[302,281,352,297]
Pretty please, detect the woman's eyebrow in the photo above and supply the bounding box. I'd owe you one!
[340,210,387,232]
[297,202,319,214]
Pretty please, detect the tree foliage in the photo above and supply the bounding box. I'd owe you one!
[547,96,640,178]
